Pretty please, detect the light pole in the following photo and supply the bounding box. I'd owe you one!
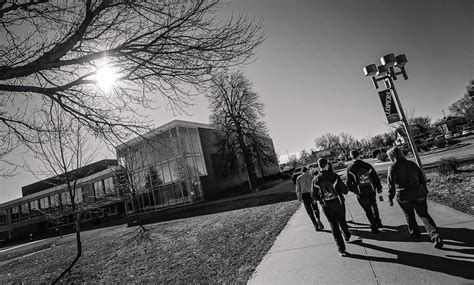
[363,53,425,178]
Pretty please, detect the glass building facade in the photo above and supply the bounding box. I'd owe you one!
[117,122,208,214]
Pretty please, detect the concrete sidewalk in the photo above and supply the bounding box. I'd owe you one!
[249,192,474,284]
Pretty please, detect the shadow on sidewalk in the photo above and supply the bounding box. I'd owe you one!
[349,223,474,252]
[348,239,474,280]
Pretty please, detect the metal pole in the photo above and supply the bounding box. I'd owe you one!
[386,76,426,178]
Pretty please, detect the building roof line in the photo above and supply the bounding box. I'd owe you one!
[116,119,213,150]
[1,166,121,209]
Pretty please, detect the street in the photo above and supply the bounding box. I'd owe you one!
[371,136,474,174]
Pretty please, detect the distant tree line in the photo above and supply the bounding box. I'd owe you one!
[286,79,473,167]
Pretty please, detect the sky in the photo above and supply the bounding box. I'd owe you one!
[1,0,472,203]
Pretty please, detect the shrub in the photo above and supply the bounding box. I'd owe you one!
[377,152,389,162]
[446,139,459,146]
[438,157,459,176]
[435,139,446,149]
[420,141,434,151]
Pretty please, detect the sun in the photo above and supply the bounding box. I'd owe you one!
[95,65,118,92]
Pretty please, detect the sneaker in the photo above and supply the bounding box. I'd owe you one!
[317,220,325,230]
[338,250,349,257]
[434,236,444,249]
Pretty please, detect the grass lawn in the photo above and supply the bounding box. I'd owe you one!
[0,200,299,283]
[426,163,474,216]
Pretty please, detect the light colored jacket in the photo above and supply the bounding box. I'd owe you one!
[296,172,313,195]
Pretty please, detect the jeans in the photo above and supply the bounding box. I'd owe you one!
[322,199,350,252]
[302,193,320,225]
[357,195,381,227]
[398,198,441,240]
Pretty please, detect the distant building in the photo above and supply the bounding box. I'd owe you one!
[434,116,469,134]
[0,160,124,242]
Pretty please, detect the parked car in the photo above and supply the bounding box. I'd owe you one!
[462,128,473,136]
[444,132,454,139]
[453,132,462,138]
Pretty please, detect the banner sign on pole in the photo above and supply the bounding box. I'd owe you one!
[378,89,401,124]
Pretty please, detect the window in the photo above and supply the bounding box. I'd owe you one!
[40,197,49,210]
[148,165,164,188]
[94,180,105,197]
[61,192,72,205]
[178,127,192,154]
[132,170,147,193]
[20,203,29,220]
[75,187,83,204]
[186,156,198,176]
[11,206,20,223]
[170,127,180,157]
[50,194,60,208]
[30,200,40,217]
[188,128,202,154]
[104,177,115,195]
[194,155,207,175]
[0,209,7,225]
[169,159,179,181]
[161,162,171,183]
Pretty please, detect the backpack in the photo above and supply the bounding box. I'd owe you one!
[319,180,340,203]
[354,167,374,197]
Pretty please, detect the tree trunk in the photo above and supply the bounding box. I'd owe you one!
[130,190,147,231]
[235,124,258,191]
[52,213,82,284]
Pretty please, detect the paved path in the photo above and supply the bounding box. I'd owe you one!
[249,191,474,284]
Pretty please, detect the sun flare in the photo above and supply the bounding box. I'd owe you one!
[95,65,118,92]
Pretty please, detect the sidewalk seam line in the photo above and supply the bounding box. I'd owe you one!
[362,242,380,285]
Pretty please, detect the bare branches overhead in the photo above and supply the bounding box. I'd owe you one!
[0,0,265,168]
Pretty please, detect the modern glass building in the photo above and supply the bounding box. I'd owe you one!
[116,120,210,214]
[116,120,280,214]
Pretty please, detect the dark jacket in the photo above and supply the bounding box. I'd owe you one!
[387,158,427,202]
[312,170,348,206]
[346,159,382,195]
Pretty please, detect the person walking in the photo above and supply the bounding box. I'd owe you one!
[386,146,444,248]
[346,149,383,233]
[313,158,351,256]
[296,167,325,231]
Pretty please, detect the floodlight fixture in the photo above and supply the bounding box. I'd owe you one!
[381,53,396,67]
[394,54,408,68]
[376,65,388,77]
[363,64,377,77]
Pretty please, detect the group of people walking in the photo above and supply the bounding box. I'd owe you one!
[295,146,444,256]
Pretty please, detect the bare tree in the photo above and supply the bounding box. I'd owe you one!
[315,133,340,152]
[0,0,265,171]
[299,149,313,165]
[287,154,299,168]
[207,70,272,190]
[409,116,432,130]
[449,85,474,120]
[114,143,150,232]
[29,107,97,283]
[315,132,360,157]
[338,132,359,157]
